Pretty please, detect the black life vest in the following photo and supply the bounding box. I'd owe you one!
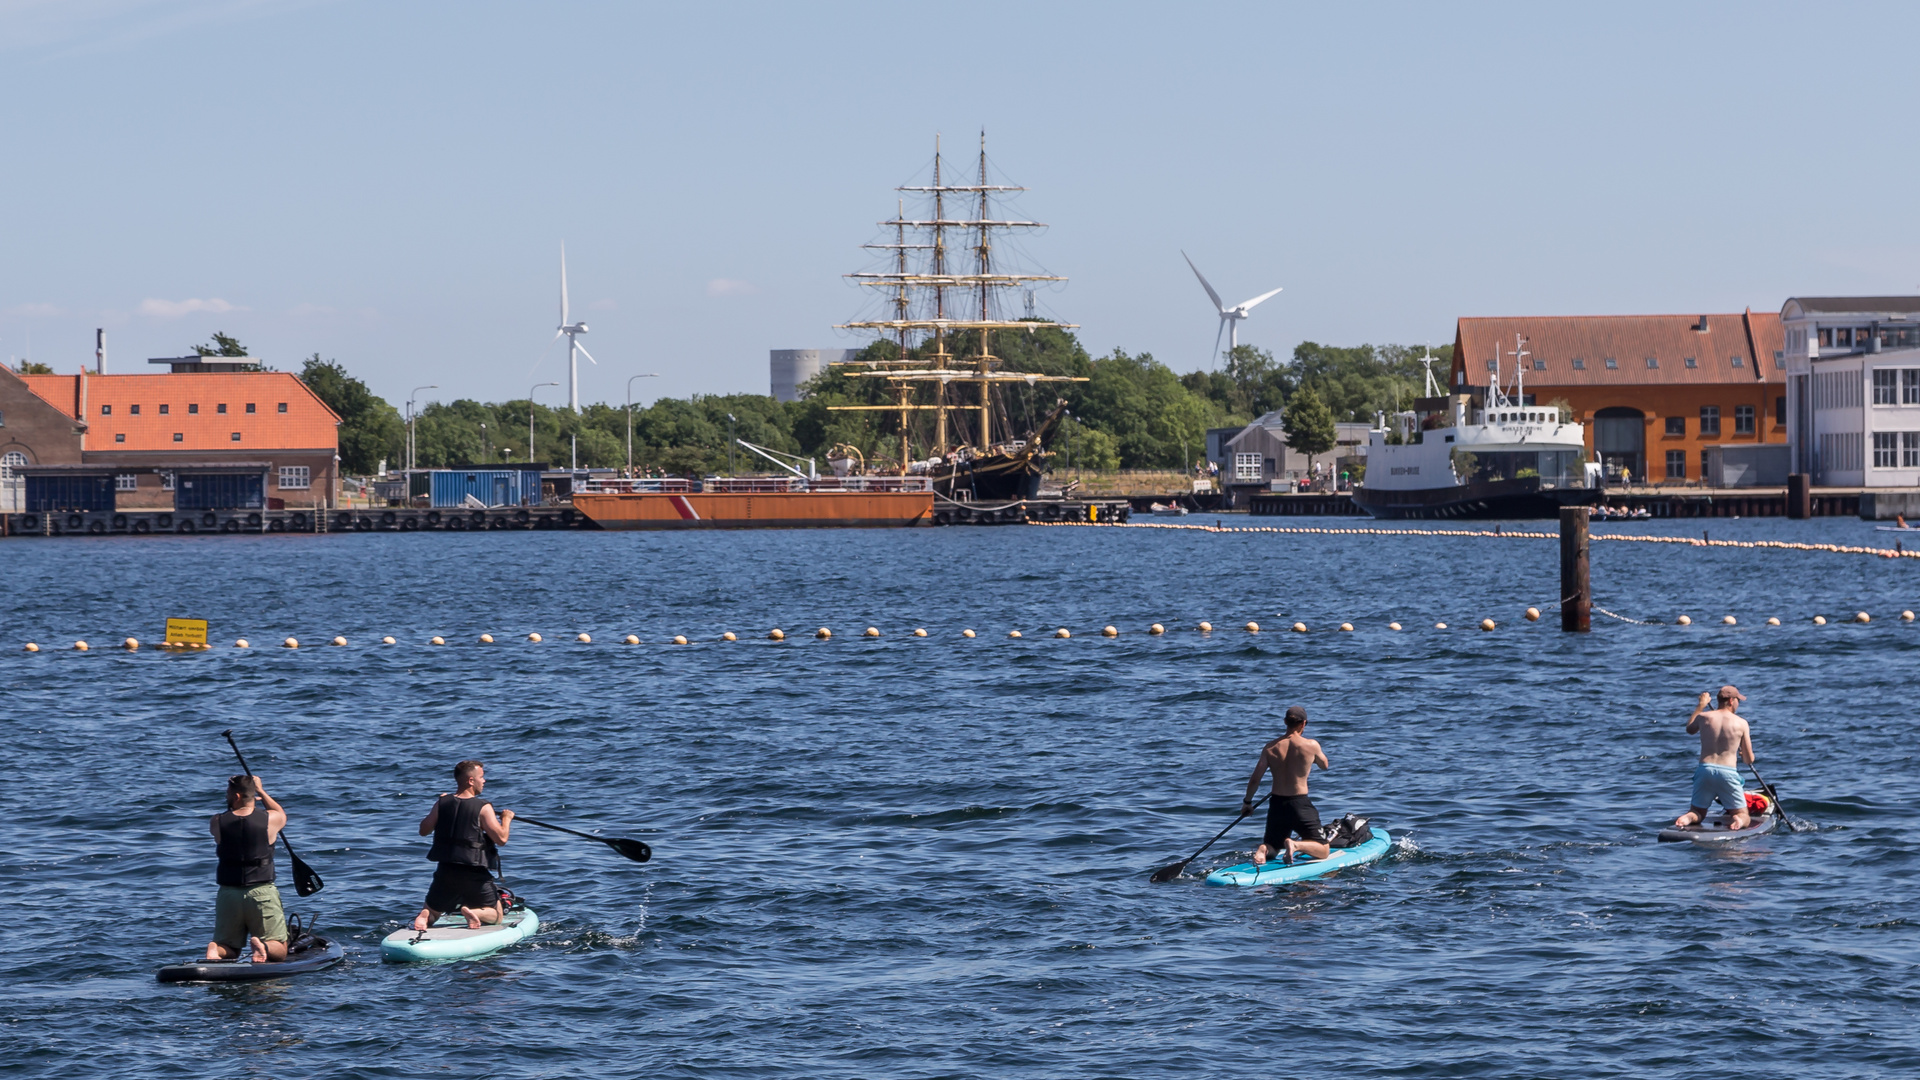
[215,807,276,887]
[428,794,499,872]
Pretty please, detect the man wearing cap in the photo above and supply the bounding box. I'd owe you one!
[1675,686,1757,831]
[1244,705,1331,865]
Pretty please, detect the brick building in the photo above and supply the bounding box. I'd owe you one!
[3,366,340,511]
[1450,311,1786,484]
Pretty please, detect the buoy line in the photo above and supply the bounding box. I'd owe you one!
[1029,519,1920,559]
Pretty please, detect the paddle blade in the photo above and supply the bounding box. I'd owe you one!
[1148,860,1188,883]
[291,855,324,897]
[606,837,652,863]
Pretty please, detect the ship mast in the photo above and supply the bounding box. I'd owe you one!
[835,132,1084,472]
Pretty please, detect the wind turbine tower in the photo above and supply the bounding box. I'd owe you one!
[1182,252,1283,367]
[555,244,596,411]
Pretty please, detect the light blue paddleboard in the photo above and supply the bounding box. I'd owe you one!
[1205,828,1393,887]
[381,906,539,962]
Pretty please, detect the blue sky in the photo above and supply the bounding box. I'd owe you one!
[3,1,1916,409]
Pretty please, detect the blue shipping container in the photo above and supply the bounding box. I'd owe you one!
[175,473,265,510]
[428,469,540,508]
[26,474,114,512]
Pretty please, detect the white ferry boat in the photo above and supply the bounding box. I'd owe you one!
[1352,344,1601,520]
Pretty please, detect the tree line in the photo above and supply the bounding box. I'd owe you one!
[277,329,1455,476]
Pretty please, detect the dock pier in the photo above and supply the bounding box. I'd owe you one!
[1,506,588,537]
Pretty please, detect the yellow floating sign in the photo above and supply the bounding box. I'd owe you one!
[164,618,208,646]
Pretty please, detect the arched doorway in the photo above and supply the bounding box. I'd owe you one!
[1592,407,1645,483]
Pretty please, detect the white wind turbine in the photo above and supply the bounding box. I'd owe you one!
[553,243,595,411]
[1183,252,1283,367]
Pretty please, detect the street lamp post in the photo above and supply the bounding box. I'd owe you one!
[530,382,559,469]
[626,373,661,475]
[480,423,488,464]
[407,385,437,471]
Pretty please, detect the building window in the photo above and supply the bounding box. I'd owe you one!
[0,450,25,481]
[231,432,242,442]
[1233,453,1262,482]
[130,404,140,415]
[277,402,287,413]
[1775,351,1785,368]
[1572,358,1585,370]
[1874,432,1898,468]
[159,404,169,415]
[1905,432,1920,468]
[1666,450,1686,479]
[1485,359,1497,371]
[217,403,227,414]
[1874,369,1898,404]
[162,472,176,491]
[1646,357,1659,368]
[115,433,125,443]
[1734,405,1755,434]
[245,403,256,413]
[101,404,112,415]
[1730,355,1744,368]
[1604,357,1618,369]
[1532,358,1544,370]
[1904,369,1920,405]
[115,474,137,491]
[278,465,311,490]
[188,403,198,414]
[1700,450,1712,478]
[1818,327,1832,348]
[1665,416,1685,436]
[1700,406,1721,436]
[173,433,183,442]
[1684,357,1697,368]
[1775,396,1786,422]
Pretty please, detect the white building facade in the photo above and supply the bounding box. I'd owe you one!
[1782,297,1920,487]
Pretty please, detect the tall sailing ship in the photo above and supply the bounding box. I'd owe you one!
[831,134,1086,502]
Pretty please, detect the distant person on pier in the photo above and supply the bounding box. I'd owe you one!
[412,760,514,931]
[206,774,289,963]
[1244,706,1331,866]
[1674,686,1756,831]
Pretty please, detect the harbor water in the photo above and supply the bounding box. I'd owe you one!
[2,518,1916,1078]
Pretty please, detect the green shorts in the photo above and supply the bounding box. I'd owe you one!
[213,884,287,948]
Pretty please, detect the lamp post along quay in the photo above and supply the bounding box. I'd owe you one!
[626,373,661,474]
[530,381,559,469]
[407,385,437,471]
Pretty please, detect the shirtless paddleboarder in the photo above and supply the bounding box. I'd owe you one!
[1243,706,1331,865]
[1674,686,1757,831]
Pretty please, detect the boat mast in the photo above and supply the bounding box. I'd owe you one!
[976,131,994,447]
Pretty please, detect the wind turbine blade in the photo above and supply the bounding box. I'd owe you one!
[1182,251,1226,313]
[1212,317,1227,365]
[574,341,598,366]
[528,333,562,377]
[1235,286,1285,312]
[559,243,569,327]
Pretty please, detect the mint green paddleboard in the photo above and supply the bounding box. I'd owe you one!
[381,905,538,962]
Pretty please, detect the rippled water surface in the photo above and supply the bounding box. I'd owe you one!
[2,516,1917,1079]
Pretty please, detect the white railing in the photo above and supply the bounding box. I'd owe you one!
[577,475,933,495]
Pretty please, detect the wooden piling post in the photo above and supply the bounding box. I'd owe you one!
[1560,506,1591,633]
[1787,473,1810,519]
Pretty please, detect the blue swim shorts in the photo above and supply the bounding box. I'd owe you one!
[1690,763,1746,811]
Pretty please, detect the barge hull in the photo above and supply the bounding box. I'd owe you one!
[573,491,932,530]
[1351,478,1601,520]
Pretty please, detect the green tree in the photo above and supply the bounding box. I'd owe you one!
[15,360,52,374]
[298,355,403,474]
[193,331,249,357]
[1059,416,1120,473]
[1282,384,1337,476]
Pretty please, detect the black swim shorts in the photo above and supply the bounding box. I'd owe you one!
[1264,794,1325,846]
[424,863,500,913]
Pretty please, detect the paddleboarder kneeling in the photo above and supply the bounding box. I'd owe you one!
[1244,706,1331,866]
[207,774,289,963]
[413,760,514,931]
[1675,686,1757,831]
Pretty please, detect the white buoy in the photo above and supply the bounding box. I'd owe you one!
[283,637,299,649]
[74,641,88,651]
[1102,625,1118,637]
[723,632,737,642]
[1009,630,1023,639]
[236,639,250,648]
[1055,628,1070,638]
[1814,616,1827,626]
[770,629,785,640]
[1856,611,1871,624]
[1766,617,1780,626]
[1676,615,1692,626]
[1339,623,1354,632]
[1525,607,1540,622]
[1434,622,1447,630]
[1903,610,1915,622]
[913,628,927,637]
[24,643,39,652]
[962,629,976,638]
[331,636,348,646]
[865,627,880,638]
[577,633,592,643]
[816,627,831,640]
[480,634,494,644]
[1722,616,1736,625]
[1197,621,1213,633]
[528,633,542,643]
[1479,619,1496,632]
[672,635,688,645]
[382,636,396,645]
[1149,623,1165,635]
[625,634,641,645]
[124,638,139,650]
[429,637,444,645]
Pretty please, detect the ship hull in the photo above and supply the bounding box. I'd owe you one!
[573,491,933,530]
[930,452,1046,503]
[1351,477,1601,520]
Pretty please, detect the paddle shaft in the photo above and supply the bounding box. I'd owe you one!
[1746,760,1796,829]
[1151,792,1271,882]
[221,730,323,894]
[514,816,652,862]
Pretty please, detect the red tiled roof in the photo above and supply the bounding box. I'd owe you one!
[1453,312,1785,388]
[20,371,340,452]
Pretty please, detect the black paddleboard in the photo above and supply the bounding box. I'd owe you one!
[157,933,344,983]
